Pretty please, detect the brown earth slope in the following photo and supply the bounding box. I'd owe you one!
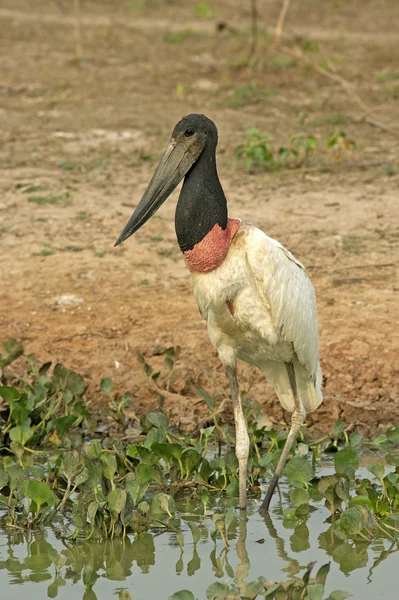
[0,0,398,435]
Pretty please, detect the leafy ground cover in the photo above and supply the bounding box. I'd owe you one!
[1,340,399,598]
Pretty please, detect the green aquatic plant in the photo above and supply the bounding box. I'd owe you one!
[0,339,399,551]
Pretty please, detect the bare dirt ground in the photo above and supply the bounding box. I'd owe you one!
[0,0,398,435]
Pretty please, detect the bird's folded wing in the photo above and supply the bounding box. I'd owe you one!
[245,227,320,382]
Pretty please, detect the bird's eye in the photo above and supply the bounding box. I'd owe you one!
[185,128,195,137]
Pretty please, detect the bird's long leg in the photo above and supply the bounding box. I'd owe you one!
[225,364,250,510]
[259,362,305,515]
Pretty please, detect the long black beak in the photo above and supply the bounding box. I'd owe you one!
[114,140,197,246]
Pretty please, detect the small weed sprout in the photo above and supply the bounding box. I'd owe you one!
[236,128,275,171]
[194,1,216,19]
[326,129,356,161]
[290,132,318,164]
[236,128,317,171]
[237,127,357,170]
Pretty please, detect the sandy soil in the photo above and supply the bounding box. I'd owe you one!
[0,0,398,435]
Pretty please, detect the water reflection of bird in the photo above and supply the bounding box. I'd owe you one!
[115,114,322,513]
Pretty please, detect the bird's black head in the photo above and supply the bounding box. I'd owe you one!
[114,114,218,246]
[171,113,218,152]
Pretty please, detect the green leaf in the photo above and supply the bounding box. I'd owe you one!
[151,492,175,517]
[367,463,385,482]
[325,592,351,600]
[282,507,298,524]
[100,377,114,394]
[7,464,24,491]
[307,583,325,600]
[62,450,84,480]
[349,432,363,451]
[264,583,282,598]
[100,453,117,482]
[349,495,373,509]
[85,460,103,489]
[372,434,388,445]
[74,467,89,487]
[187,521,201,545]
[137,500,150,514]
[386,426,399,445]
[200,425,215,439]
[258,453,275,468]
[334,448,360,477]
[182,448,201,477]
[47,581,59,599]
[10,441,25,461]
[0,385,20,405]
[175,530,184,551]
[285,455,312,486]
[82,564,98,589]
[224,506,235,531]
[335,476,350,503]
[290,522,310,552]
[9,418,34,445]
[318,474,339,504]
[187,549,201,577]
[23,480,54,509]
[52,364,86,397]
[206,582,236,599]
[315,563,330,585]
[84,439,102,459]
[196,387,215,412]
[140,410,168,433]
[144,426,166,449]
[198,486,210,514]
[295,502,310,517]
[224,450,238,474]
[290,488,309,507]
[0,468,9,489]
[332,540,368,573]
[136,464,155,485]
[225,478,239,497]
[151,442,173,464]
[243,578,267,598]
[108,488,127,515]
[87,501,98,525]
[168,591,195,600]
[0,339,24,368]
[337,506,365,536]
[331,419,344,436]
[54,414,78,436]
[131,532,155,568]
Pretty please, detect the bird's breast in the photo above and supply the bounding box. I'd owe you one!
[191,229,281,355]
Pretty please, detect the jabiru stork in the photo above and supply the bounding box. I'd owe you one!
[115,114,322,513]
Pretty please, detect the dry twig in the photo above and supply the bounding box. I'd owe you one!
[275,0,292,46]
[272,1,399,137]
[249,0,259,61]
[73,0,83,59]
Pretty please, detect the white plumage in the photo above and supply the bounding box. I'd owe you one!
[191,219,323,511]
[115,113,323,512]
[192,220,322,413]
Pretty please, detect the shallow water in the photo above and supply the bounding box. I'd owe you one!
[0,468,397,600]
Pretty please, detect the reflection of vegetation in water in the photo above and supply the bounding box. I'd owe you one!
[0,513,355,600]
[1,340,399,597]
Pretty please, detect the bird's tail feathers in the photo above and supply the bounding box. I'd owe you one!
[293,357,323,413]
[262,358,322,414]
